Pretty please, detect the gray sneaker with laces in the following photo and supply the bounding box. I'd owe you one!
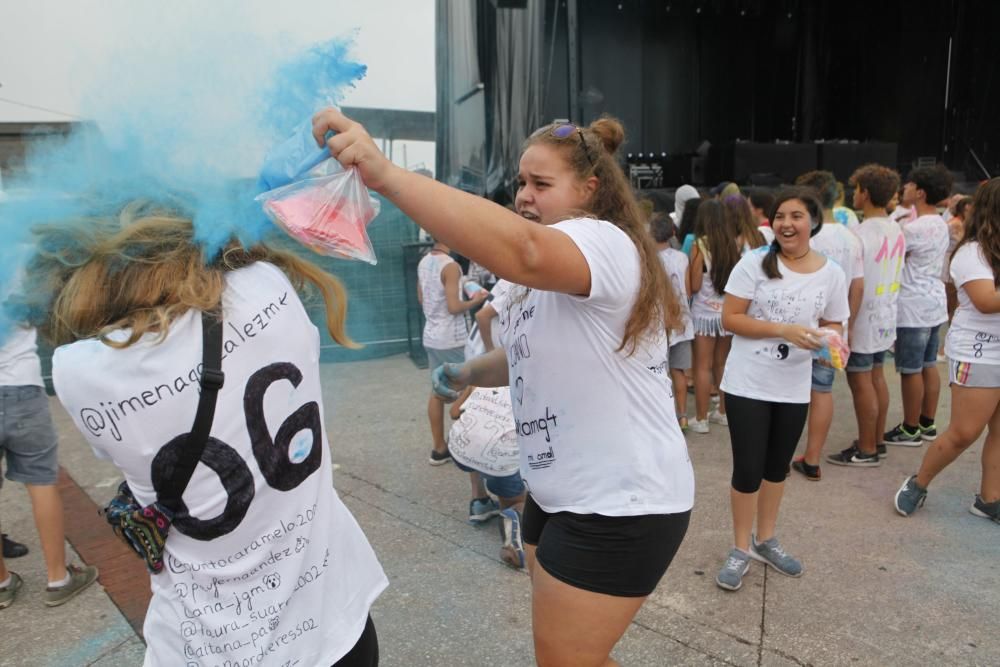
[716,548,751,591]
[894,475,928,517]
[44,564,98,607]
[750,535,803,577]
[970,495,1000,523]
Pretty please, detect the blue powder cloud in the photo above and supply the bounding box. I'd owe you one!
[0,25,366,344]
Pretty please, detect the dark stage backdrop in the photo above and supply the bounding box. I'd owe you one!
[538,0,999,182]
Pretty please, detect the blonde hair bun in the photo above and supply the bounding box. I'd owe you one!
[588,116,626,155]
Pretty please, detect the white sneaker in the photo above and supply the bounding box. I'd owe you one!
[689,418,710,434]
[709,410,728,426]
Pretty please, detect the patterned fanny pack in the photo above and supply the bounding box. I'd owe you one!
[99,311,224,574]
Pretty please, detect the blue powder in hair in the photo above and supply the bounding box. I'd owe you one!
[0,31,366,345]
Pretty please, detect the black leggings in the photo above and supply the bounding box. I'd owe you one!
[332,615,379,667]
[724,393,808,493]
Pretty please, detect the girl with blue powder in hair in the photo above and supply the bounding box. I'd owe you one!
[23,203,387,667]
[314,108,693,667]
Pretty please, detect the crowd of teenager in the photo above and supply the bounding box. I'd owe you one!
[1,106,996,666]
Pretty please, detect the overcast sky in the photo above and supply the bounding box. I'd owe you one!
[0,0,436,122]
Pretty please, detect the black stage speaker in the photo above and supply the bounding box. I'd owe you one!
[733,143,817,185]
[818,142,899,183]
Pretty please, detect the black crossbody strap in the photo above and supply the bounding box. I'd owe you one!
[158,311,225,512]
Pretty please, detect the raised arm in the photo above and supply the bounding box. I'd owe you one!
[314,109,591,296]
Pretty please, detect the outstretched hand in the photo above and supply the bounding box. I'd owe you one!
[431,363,471,403]
[311,108,397,192]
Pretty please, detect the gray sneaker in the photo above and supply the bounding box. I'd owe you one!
[0,572,23,610]
[894,475,928,517]
[716,548,751,591]
[750,535,803,577]
[44,564,98,607]
[970,495,1000,523]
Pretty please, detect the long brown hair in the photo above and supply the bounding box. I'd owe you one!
[951,178,1000,286]
[761,188,823,280]
[695,199,741,296]
[722,194,766,250]
[523,117,681,353]
[24,200,357,349]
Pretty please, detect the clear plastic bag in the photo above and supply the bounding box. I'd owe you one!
[256,162,380,264]
[256,117,380,264]
[811,327,851,370]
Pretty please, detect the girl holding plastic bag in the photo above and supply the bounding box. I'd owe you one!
[715,189,849,592]
[313,108,693,667]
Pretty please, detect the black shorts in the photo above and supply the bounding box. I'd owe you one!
[522,494,690,597]
[332,615,378,667]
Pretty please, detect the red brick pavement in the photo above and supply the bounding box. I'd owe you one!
[58,467,150,638]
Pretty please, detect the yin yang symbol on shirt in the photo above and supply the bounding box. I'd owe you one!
[754,343,791,360]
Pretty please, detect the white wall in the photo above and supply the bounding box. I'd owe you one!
[0,0,436,171]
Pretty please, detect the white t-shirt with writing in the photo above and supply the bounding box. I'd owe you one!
[657,248,694,345]
[465,279,515,359]
[946,242,1000,365]
[496,218,694,516]
[897,214,949,328]
[852,217,905,353]
[53,262,387,667]
[811,223,863,282]
[721,251,850,403]
[418,251,468,350]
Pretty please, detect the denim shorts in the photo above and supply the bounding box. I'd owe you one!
[1,385,59,487]
[846,350,887,373]
[452,457,526,498]
[668,340,692,370]
[426,346,465,380]
[894,326,940,374]
[811,360,835,393]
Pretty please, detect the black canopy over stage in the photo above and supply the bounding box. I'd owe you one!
[436,0,999,198]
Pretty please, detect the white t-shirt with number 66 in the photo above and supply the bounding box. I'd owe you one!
[946,242,1000,365]
[53,262,387,667]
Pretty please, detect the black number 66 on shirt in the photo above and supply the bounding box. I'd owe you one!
[149,362,321,541]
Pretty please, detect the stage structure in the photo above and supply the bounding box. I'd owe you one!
[436,0,999,199]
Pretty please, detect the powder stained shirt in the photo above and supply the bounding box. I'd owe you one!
[897,214,950,328]
[658,248,694,345]
[496,218,694,517]
[721,251,849,403]
[852,216,905,353]
[52,262,387,667]
[946,242,1000,365]
[417,251,468,350]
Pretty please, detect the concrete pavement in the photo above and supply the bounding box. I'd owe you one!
[1,354,998,666]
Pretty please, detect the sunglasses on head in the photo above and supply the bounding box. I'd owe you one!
[532,123,596,169]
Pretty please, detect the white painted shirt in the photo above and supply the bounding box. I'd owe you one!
[417,251,468,350]
[897,214,949,328]
[658,248,694,345]
[53,262,387,667]
[946,242,1000,365]
[496,218,694,516]
[852,217,906,353]
[721,251,849,403]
